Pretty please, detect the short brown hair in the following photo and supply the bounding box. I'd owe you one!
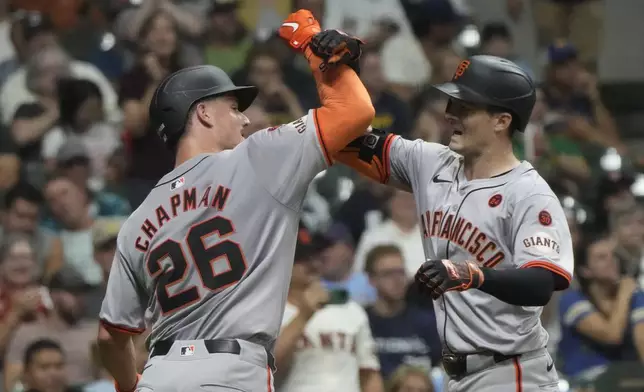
[364,244,402,275]
[386,364,434,392]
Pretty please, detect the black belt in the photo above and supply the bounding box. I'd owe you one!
[441,351,519,378]
[151,339,276,372]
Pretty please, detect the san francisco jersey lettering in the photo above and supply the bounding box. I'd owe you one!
[386,136,574,354]
[99,111,328,350]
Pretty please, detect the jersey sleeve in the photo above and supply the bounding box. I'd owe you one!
[99,237,146,335]
[512,194,574,289]
[246,110,328,210]
[333,130,450,191]
[559,289,593,328]
[354,304,380,370]
[631,290,644,325]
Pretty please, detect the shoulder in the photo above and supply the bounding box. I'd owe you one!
[506,167,560,209]
[559,288,588,308]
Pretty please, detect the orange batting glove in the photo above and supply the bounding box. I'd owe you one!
[278,9,321,51]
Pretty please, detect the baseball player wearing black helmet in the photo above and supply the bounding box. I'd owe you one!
[96,9,379,392]
[334,55,573,391]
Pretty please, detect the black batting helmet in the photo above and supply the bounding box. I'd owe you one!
[432,55,535,132]
[149,65,258,148]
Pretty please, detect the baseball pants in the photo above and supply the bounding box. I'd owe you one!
[447,348,560,392]
[137,339,274,392]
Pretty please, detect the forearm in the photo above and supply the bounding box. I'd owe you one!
[305,47,375,155]
[161,1,205,37]
[11,114,57,145]
[0,312,22,352]
[97,326,138,391]
[360,369,385,392]
[479,267,555,306]
[607,294,633,339]
[592,101,620,144]
[274,312,311,383]
[123,1,156,41]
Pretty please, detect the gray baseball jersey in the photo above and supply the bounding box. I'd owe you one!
[385,136,574,354]
[99,111,328,351]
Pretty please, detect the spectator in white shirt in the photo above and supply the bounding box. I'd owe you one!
[353,189,424,277]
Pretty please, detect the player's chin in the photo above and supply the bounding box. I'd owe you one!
[448,134,465,153]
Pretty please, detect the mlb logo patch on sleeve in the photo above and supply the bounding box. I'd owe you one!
[171,177,185,190]
[180,345,195,356]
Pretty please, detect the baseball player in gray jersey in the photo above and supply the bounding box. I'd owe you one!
[334,55,574,391]
[95,10,375,392]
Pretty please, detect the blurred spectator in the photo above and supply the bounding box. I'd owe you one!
[333,181,391,245]
[242,45,305,125]
[530,0,604,70]
[41,78,121,190]
[203,0,253,74]
[83,217,123,318]
[275,229,384,391]
[242,103,271,137]
[610,205,644,283]
[382,0,464,101]
[558,236,644,383]
[4,267,98,391]
[0,234,46,366]
[115,0,205,42]
[118,9,182,208]
[591,171,636,235]
[364,245,441,378]
[42,174,109,285]
[353,190,425,277]
[478,22,533,79]
[318,223,377,306]
[0,153,20,195]
[323,0,411,42]
[386,364,435,392]
[409,88,449,144]
[542,41,623,155]
[0,12,119,127]
[428,48,461,85]
[0,2,13,64]
[0,182,63,273]
[21,339,75,392]
[360,47,413,137]
[102,148,128,200]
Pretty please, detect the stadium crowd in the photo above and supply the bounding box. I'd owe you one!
[0,0,641,391]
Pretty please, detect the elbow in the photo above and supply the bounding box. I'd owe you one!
[356,100,376,131]
[97,323,115,349]
[602,331,625,345]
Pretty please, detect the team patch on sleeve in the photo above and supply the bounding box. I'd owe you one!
[521,232,560,255]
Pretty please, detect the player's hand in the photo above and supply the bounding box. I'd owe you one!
[11,287,42,317]
[300,280,329,318]
[415,259,484,300]
[309,29,364,73]
[278,9,321,51]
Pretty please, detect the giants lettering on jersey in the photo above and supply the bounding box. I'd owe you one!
[420,209,505,267]
[134,185,232,252]
[296,332,358,354]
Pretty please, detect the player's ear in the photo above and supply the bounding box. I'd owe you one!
[493,112,513,135]
[195,102,214,128]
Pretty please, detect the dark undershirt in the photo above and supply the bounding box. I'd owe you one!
[479,267,564,306]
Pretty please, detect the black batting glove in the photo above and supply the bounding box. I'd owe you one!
[308,29,364,74]
[415,259,484,300]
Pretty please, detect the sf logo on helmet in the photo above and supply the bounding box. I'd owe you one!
[453,60,471,80]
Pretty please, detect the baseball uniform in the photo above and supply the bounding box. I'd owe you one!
[279,301,380,392]
[335,134,573,392]
[99,112,328,392]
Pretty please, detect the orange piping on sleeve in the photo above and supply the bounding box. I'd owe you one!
[304,46,375,161]
[100,319,145,335]
[520,261,572,288]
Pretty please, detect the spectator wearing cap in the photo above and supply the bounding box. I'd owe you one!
[83,217,124,318]
[4,266,98,391]
[203,0,253,75]
[591,172,636,234]
[41,78,121,190]
[360,46,413,137]
[353,189,425,278]
[275,227,384,392]
[0,181,63,274]
[478,22,533,80]
[0,12,119,127]
[40,140,130,232]
[610,205,644,285]
[542,40,623,155]
[364,245,441,380]
[318,223,377,306]
[21,339,77,392]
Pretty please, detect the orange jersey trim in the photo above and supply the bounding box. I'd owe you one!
[513,357,523,392]
[100,319,145,335]
[520,260,572,288]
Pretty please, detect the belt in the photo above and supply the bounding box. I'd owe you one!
[151,339,276,372]
[441,351,520,379]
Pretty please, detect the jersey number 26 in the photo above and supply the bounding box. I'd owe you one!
[146,216,247,315]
